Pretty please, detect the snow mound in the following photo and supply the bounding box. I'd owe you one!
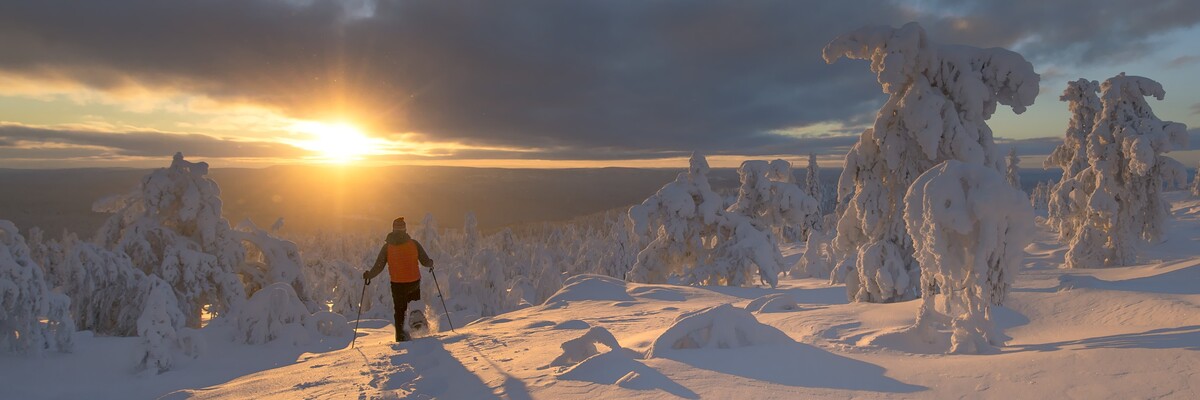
[548,326,624,368]
[628,286,687,301]
[647,304,793,357]
[543,274,633,306]
[553,320,591,330]
[745,294,803,313]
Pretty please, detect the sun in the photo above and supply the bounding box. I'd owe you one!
[291,121,376,163]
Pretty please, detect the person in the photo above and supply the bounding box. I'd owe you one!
[363,217,434,342]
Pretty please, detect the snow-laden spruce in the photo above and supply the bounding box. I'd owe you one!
[94,153,323,330]
[803,154,826,237]
[904,161,1034,354]
[728,159,819,245]
[134,276,186,374]
[1044,79,1102,241]
[93,153,248,327]
[629,153,787,287]
[792,227,835,280]
[1029,181,1051,212]
[823,22,1039,303]
[1006,148,1022,190]
[235,219,318,312]
[1193,163,1200,196]
[1062,74,1188,268]
[27,230,149,336]
[0,220,74,354]
[59,239,149,336]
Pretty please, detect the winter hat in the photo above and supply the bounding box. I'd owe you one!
[393,217,406,232]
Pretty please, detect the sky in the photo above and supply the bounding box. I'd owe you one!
[1,0,1199,169]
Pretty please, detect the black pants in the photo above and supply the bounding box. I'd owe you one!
[390,281,421,338]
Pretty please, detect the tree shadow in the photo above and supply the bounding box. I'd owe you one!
[656,342,925,394]
[1056,262,1200,295]
[384,338,505,399]
[1006,325,1200,353]
[558,351,699,399]
[459,334,535,400]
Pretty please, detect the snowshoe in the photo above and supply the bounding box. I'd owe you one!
[407,310,429,336]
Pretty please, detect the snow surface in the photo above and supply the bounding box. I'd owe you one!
[5,194,1200,398]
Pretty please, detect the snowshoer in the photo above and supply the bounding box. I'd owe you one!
[363,217,435,342]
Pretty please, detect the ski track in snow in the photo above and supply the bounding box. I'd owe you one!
[5,194,1200,399]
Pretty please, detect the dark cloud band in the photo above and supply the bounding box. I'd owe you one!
[0,0,1197,161]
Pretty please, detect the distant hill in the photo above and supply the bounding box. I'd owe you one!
[0,165,1074,238]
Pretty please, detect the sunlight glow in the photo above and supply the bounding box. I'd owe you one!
[290,121,378,163]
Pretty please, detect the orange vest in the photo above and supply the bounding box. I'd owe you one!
[386,241,421,283]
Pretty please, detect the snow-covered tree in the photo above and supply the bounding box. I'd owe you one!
[0,220,74,354]
[1064,73,1188,268]
[792,228,834,279]
[94,153,248,327]
[463,212,480,259]
[1029,181,1051,212]
[823,22,1039,302]
[414,213,444,261]
[235,219,317,312]
[629,153,785,287]
[1193,163,1200,196]
[62,239,148,336]
[904,161,1034,354]
[806,152,825,215]
[134,276,184,374]
[628,153,724,284]
[728,159,819,244]
[1044,79,1102,241]
[1006,148,1022,190]
[94,153,324,331]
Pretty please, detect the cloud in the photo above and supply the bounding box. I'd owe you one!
[1167,55,1200,68]
[0,123,314,159]
[0,0,1197,161]
[1192,102,1200,115]
[917,0,1200,64]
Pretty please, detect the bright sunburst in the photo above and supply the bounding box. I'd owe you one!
[291,121,377,163]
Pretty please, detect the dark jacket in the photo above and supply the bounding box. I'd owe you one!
[365,231,434,281]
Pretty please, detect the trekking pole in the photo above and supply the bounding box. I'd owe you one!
[429,268,455,333]
[351,277,370,349]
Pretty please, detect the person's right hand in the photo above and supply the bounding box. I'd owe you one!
[362,271,370,281]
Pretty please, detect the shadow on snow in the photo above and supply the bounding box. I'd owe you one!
[657,342,926,394]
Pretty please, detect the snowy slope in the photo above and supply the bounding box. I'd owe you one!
[5,194,1200,399]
